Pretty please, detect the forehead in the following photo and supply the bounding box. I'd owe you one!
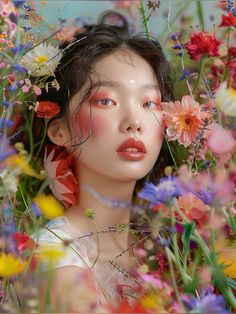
[91,49,158,85]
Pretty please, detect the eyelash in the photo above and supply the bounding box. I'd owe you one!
[94,98,160,109]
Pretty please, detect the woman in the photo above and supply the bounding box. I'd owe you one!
[34,11,173,312]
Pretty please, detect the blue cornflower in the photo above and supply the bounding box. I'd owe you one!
[12,64,27,73]
[13,0,26,7]
[183,288,229,314]
[138,176,181,206]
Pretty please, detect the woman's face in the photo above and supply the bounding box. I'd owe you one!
[67,49,164,182]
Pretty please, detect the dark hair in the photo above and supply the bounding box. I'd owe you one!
[37,11,174,189]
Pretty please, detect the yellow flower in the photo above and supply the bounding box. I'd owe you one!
[217,240,236,279]
[0,253,28,277]
[140,293,165,312]
[5,154,42,179]
[33,194,64,219]
[216,82,236,117]
[36,244,66,263]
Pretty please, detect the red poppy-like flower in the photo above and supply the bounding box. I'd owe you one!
[12,232,37,251]
[35,101,60,118]
[44,145,79,208]
[185,32,221,60]
[219,13,236,27]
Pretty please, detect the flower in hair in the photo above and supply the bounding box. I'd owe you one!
[44,145,79,208]
[20,42,62,76]
[35,101,60,118]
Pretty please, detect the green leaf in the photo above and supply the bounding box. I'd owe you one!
[181,223,196,256]
[226,277,236,290]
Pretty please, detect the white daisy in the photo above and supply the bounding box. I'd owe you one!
[216,82,236,117]
[0,168,17,196]
[20,42,62,77]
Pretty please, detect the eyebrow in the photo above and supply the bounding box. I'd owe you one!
[90,80,159,91]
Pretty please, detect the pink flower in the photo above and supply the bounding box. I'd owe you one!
[21,85,29,93]
[176,193,210,228]
[161,95,204,147]
[113,0,140,9]
[33,85,42,96]
[207,123,236,155]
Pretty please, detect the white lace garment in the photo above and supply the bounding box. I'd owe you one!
[34,216,143,308]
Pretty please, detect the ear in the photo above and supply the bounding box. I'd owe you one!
[47,118,70,147]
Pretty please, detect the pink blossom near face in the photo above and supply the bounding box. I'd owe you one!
[207,123,236,155]
[161,95,205,147]
[68,49,164,182]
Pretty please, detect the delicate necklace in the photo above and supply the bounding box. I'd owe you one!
[81,184,143,212]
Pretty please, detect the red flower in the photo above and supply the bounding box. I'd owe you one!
[226,60,236,83]
[109,301,147,313]
[219,13,236,27]
[229,46,236,57]
[44,145,79,208]
[186,32,221,60]
[35,101,60,118]
[12,232,37,251]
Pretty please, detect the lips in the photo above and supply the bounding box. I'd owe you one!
[116,138,146,161]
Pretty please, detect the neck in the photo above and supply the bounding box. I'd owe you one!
[66,165,136,250]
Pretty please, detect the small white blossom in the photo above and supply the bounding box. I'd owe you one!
[0,169,18,196]
[20,43,62,77]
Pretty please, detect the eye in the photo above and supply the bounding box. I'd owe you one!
[96,98,116,107]
[143,101,159,109]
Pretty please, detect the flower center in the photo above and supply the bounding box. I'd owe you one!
[34,55,48,64]
[178,113,200,131]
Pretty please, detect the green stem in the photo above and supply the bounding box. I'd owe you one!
[165,248,185,311]
[35,121,48,159]
[170,208,192,284]
[196,1,205,30]
[139,0,150,38]
[193,57,206,94]
[27,110,35,157]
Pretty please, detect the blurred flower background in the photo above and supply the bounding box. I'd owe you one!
[0,0,236,313]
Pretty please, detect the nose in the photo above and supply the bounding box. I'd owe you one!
[119,111,143,134]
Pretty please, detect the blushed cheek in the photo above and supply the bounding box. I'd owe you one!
[72,109,108,139]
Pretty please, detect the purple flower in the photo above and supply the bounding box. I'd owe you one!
[0,135,15,162]
[182,288,229,314]
[12,63,27,73]
[31,203,41,218]
[138,176,181,206]
[195,188,215,206]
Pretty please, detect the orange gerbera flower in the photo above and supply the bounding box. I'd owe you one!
[161,95,204,147]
